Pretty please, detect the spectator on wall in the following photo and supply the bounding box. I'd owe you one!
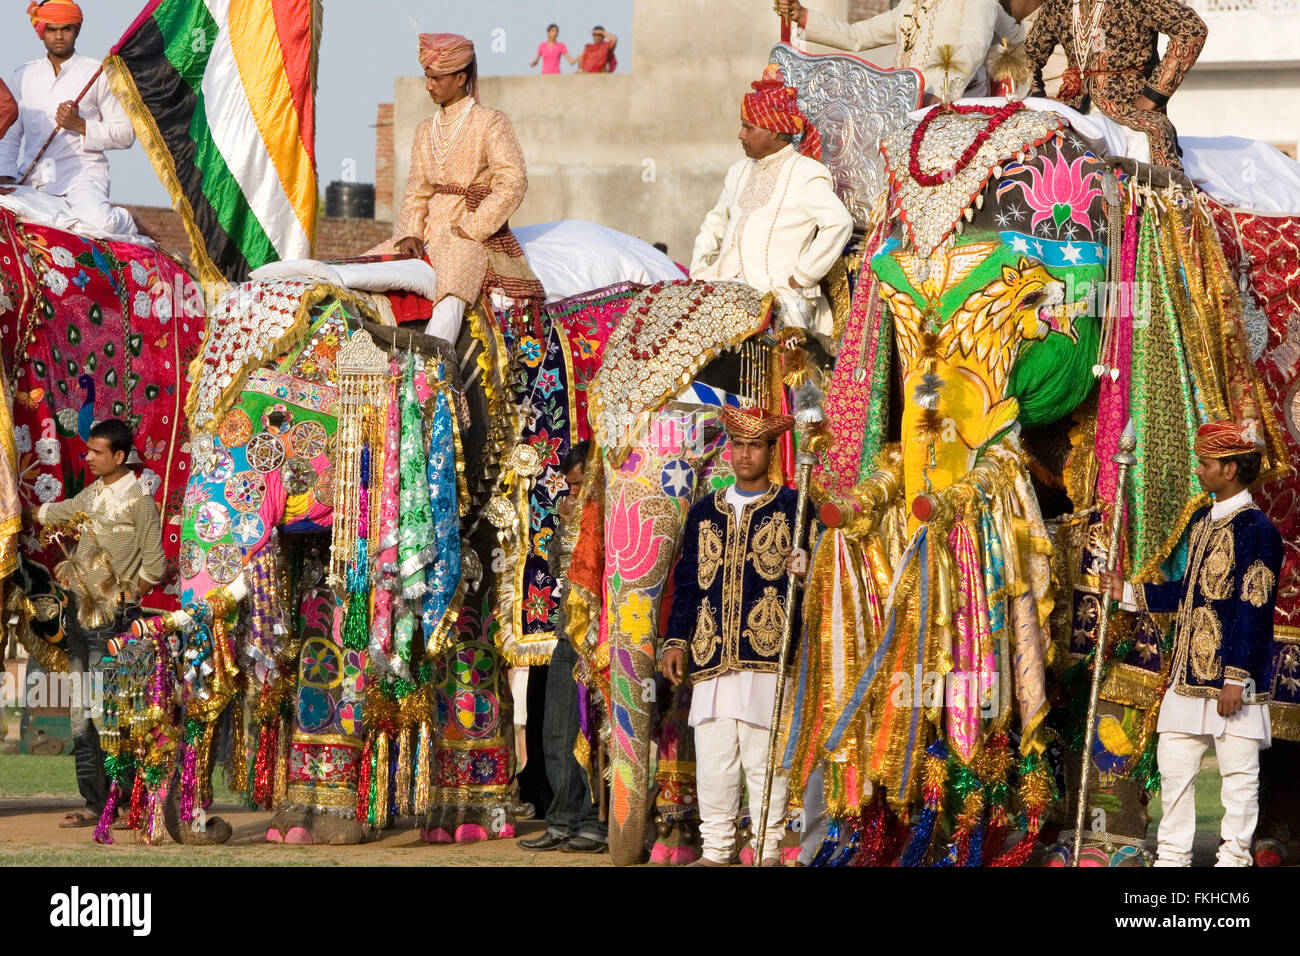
[530,24,575,74]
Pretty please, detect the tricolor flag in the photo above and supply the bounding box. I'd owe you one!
[105,0,321,287]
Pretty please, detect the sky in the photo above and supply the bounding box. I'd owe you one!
[0,0,634,206]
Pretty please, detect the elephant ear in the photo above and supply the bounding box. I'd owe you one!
[1007,314,1100,428]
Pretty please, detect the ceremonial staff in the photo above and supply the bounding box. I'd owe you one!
[754,383,826,864]
[1072,419,1138,866]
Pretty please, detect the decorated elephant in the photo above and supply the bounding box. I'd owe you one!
[166,277,519,846]
[774,52,1292,866]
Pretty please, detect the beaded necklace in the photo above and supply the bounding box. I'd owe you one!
[432,98,474,168]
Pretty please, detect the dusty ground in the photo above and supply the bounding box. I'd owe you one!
[0,798,612,866]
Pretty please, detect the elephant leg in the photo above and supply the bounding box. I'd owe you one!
[605,404,726,865]
[269,583,365,845]
[650,680,701,865]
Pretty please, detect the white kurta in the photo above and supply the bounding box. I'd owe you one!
[0,54,136,236]
[690,144,853,334]
[802,0,1016,100]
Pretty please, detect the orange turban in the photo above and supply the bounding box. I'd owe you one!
[1194,419,1264,459]
[741,64,821,160]
[723,405,794,442]
[28,0,82,38]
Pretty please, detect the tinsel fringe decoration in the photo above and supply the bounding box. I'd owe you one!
[340,439,373,653]
[226,693,249,796]
[370,732,390,831]
[810,817,841,867]
[93,751,135,845]
[274,718,292,809]
[126,770,146,831]
[251,721,279,809]
[413,721,433,816]
[93,779,122,845]
[828,815,861,866]
[854,796,903,867]
[394,726,413,817]
[143,785,167,845]
[900,739,949,867]
[990,752,1056,867]
[355,734,374,825]
[178,719,202,822]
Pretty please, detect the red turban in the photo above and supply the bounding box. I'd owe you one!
[723,405,795,441]
[1194,419,1264,459]
[27,0,82,38]
[741,64,821,160]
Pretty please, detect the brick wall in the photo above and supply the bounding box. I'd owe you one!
[375,103,394,222]
[123,205,394,267]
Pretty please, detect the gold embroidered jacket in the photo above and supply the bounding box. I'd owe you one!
[664,485,808,683]
[1135,502,1282,701]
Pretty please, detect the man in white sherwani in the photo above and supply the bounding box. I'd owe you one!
[691,65,853,335]
[778,0,1027,103]
[0,1,138,236]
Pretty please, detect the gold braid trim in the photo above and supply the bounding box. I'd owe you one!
[1271,703,1300,743]
[184,282,380,433]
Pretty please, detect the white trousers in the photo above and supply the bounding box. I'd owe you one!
[694,717,789,864]
[59,180,137,237]
[1155,730,1261,867]
[425,295,467,344]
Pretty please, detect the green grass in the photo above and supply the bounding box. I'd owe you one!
[0,754,241,802]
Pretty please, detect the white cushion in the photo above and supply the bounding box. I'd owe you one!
[249,258,345,284]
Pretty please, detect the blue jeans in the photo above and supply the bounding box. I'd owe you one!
[541,638,606,841]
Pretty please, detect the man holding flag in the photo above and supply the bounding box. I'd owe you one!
[0,1,139,236]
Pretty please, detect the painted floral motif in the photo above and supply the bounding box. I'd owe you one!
[618,592,654,643]
[606,489,664,584]
[296,686,334,733]
[998,149,1103,236]
[300,637,342,688]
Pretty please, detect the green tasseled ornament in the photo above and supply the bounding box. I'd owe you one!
[103,752,135,783]
[949,761,983,802]
[142,761,168,789]
[340,591,370,652]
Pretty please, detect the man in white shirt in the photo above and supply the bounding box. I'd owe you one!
[690,65,853,335]
[779,0,1027,103]
[661,406,811,866]
[1102,420,1283,867]
[0,1,139,236]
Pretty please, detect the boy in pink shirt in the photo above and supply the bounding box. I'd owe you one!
[531,24,574,74]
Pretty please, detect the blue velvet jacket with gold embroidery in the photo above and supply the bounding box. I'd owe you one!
[1135,500,1282,701]
[664,485,808,684]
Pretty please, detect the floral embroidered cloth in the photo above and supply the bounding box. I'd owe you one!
[0,208,202,604]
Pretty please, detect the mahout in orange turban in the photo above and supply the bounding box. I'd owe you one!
[27,0,82,38]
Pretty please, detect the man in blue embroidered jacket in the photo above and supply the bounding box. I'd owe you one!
[1103,419,1283,867]
[661,405,811,866]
